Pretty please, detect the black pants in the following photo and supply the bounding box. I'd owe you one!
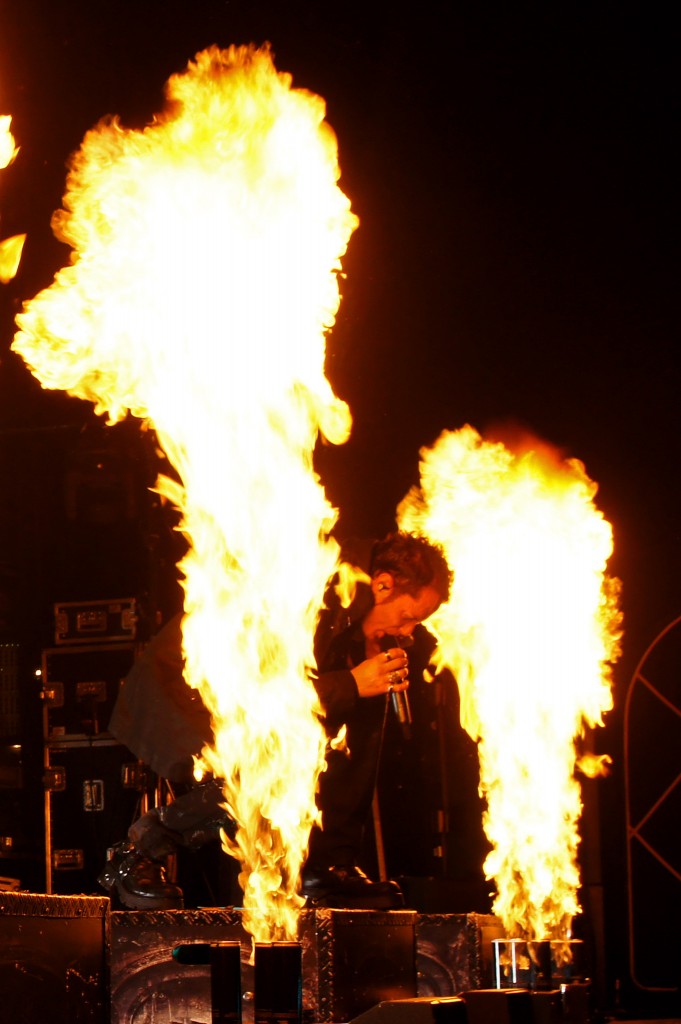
[307,694,388,870]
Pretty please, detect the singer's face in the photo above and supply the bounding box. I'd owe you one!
[362,574,441,644]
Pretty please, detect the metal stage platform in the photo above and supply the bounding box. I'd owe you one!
[0,892,500,1023]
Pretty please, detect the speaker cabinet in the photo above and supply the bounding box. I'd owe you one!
[45,737,143,894]
[0,891,109,1023]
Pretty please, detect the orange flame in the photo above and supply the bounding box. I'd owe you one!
[0,233,25,283]
[398,424,622,940]
[12,44,358,941]
[0,114,26,282]
[0,115,18,168]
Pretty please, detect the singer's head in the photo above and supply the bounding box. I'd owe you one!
[361,532,452,645]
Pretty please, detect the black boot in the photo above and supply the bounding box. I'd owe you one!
[98,842,184,910]
[130,779,234,859]
[301,864,405,910]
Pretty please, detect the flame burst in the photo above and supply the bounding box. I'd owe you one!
[0,116,18,168]
[12,45,358,941]
[0,114,26,282]
[398,425,621,940]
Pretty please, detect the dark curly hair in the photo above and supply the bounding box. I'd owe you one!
[370,532,452,603]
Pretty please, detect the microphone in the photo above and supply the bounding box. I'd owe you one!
[380,634,414,740]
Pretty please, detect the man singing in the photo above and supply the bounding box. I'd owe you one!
[100,531,452,910]
[303,531,451,908]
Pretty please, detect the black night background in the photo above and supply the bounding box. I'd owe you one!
[0,3,678,1016]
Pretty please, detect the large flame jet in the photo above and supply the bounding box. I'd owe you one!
[398,424,621,944]
[13,45,358,941]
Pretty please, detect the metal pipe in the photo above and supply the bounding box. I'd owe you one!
[254,941,302,1024]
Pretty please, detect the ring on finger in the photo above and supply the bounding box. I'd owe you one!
[384,651,391,662]
[389,670,400,686]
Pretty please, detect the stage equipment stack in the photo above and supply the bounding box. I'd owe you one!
[0,641,26,892]
[41,596,143,894]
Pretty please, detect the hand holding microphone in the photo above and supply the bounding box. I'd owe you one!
[380,634,414,740]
